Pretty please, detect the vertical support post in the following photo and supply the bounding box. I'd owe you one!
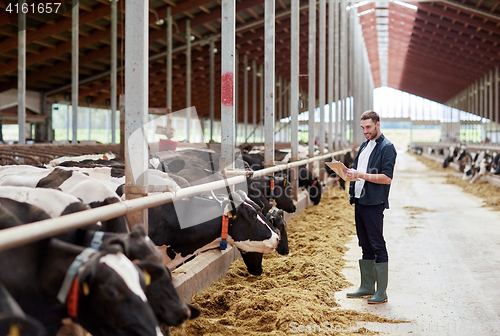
[235,50,239,143]
[489,71,493,142]
[106,101,111,143]
[278,76,282,142]
[87,100,91,141]
[334,0,340,149]
[285,81,289,142]
[252,59,257,143]
[125,0,149,228]
[340,0,347,147]
[349,1,355,144]
[166,7,172,110]
[221,0,236,169]
[475,80,479,142]
[111,0,117,144]
[495,67,499,143]
[328,0,334,152]
[243,53,248,141]
[319,0,326,179]
[260,64,264,142]
[71,0,79,144]
[481,76,485,142]
[186,20,191,142]
[264,0,276,167]
[291,0,300,200]
[308,0,316,164]
[18,5,26,144]
[209,39,215,142]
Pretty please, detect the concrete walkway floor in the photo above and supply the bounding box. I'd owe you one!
[334,150,500,336]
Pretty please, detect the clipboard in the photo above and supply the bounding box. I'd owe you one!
[325,161,360,182]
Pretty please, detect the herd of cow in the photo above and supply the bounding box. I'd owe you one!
[0,144,344,336]
[411,145,500,183]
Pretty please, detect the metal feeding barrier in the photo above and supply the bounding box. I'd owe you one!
[0,148,351,252]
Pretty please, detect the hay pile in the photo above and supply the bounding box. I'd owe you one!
[445,175,500,211]
[171,188,398,336]
[412,153,500,211]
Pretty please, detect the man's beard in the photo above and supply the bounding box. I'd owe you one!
[369,128,379,140]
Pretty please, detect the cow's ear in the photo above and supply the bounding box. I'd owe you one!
[222,200,237,218]
[130,224,147,238]
[101,244,124,256]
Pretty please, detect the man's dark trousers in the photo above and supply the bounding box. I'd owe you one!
[354,200,388,263]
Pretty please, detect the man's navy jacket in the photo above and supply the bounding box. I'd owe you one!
[348,133,397,209]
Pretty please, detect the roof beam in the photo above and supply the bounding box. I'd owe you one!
[0,27,118,76]
[0,3,118,55]
[417,3,500,37]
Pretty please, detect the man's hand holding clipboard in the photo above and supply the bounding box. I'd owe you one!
[325,161,361,182]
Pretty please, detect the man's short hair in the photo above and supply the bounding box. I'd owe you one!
[360,110,380,124]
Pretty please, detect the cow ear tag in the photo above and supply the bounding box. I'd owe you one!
[223,204,232,217]
[82,282,90,296]
[7,325,20,336]
[283,179,287,186]
[143,270,151,286]
[67,277,79,317]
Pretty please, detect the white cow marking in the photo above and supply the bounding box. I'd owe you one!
[100,253,147,302]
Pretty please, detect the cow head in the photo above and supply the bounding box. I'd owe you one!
[134,261,200,327]
[239,250,263,276]
[247,175,295,213]
[97,225,198,326]
[75,245,163,336]
[272,174,296,213]
[223,191,279,253]
[267,208,289,255]
[308,177,323,205]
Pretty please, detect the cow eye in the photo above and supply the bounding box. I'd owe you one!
[106,285,123,300]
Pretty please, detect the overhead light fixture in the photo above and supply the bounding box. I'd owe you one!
[358,8,375,16]
[155,19,164,26]
[190,35,195,42]
[392,0,418,11]
[247,66,251,71]
[347,0,369,10]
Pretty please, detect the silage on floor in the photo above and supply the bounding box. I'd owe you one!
[171,187,399,336]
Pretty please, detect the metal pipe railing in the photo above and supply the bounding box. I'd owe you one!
[411,142,500,152]
[0,148,351,252]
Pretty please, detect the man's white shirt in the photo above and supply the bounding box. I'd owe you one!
[355,140,377,198]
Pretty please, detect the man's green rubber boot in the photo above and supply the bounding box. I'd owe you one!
[346,259,375,298]
[368,262,388,304]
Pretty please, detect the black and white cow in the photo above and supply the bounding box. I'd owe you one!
[148,191,279,269]
[462,150,493,183]
[0,281,46,336]
[0,165,129,232]
[46,153,117,167]
[0,187,198,328]
[52,166,182,198]
[247,175,296,213]
[0,200,163,336]
[59,225,200,327]
[239,193,290,276]
[491,152,500,175]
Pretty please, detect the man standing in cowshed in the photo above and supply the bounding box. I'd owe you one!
[343,110,397,304]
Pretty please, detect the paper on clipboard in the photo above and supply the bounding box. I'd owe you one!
[325,161,360,182]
